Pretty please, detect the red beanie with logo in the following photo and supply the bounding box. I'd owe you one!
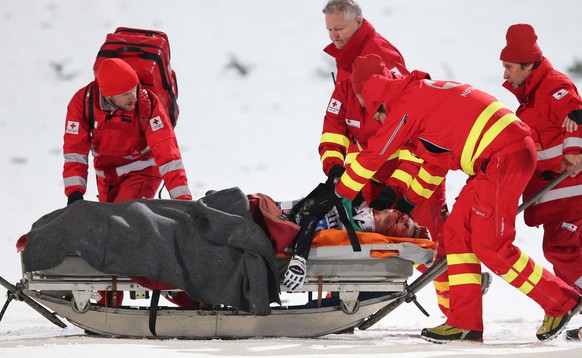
[96,58,139,96]
[351,54,392,94]
[500,23,543,63]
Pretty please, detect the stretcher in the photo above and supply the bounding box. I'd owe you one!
[6,229,437,339]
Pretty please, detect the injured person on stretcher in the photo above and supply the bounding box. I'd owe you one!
[19,187,436,312]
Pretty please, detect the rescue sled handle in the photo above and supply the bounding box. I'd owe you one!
[358,170,569,330]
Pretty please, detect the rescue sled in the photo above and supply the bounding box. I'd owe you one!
[1,187,438,339]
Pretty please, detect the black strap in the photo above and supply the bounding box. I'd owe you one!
[148,290,161,338]
[334,198,361,252]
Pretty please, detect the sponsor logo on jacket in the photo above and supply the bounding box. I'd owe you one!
[327,98,342,115]
[553,89,569,100]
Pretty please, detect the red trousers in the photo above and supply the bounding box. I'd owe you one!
[542,218,582,292]
[412,183,450,316]
[361,165,450,316]
[95,169,162,306]
[97,170,162,203]
[444,137,579,332]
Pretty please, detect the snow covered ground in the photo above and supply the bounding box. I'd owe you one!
[1,0,582,356]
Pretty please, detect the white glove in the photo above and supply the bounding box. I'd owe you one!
[283,255,307,291]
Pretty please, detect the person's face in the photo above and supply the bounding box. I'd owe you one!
[373,208,416,237]
[502,61,533,88]
[108,86,138,111]
[325,11,363,49]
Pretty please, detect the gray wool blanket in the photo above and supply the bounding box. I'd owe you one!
[22,187,280,315]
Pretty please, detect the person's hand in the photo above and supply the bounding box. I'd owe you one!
[394,195,416,215]
[283,255,307,291]
[560,153,582,177]
[563,116,579,133]
[370,186,397,210]
[325,165,345,186]
[300,184,341,217]
[67,191,84,206]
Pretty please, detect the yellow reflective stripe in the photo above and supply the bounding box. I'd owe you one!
[433,280,449,292]
[391,169,413,187]
[341,173,366,192]
[436,294,450,309]
[501,252,544,295]
[388,150,399,161]
[469,113,517,171]
[461,101,504,175]
[351,160,376,180]
[418,167,445,186]
[345,152,357,165]
[320,132,350,149]
[447,253,480,265]
[398,149,424,164]
[410,179,434,199]
[449,273,481,286]
[320,150,345,163]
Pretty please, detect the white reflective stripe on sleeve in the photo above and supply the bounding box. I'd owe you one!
[159,159,185,176]
[169,185,191,199]
[95,170,105,178]
[537,184,582,205]
[537,144,562,161]
[64,153,88,165]
[115,158,157,176]
[63,176,87,188]
[564,137,582,150]
[90,145,100,157]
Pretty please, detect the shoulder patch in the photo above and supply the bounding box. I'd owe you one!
[553,89,569,100]
[66,121,80,135]
[149,116,164,131]
[327,98,342,115]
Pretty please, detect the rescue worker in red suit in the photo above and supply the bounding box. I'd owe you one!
[499,24,582,341]
[301,54,582,343]
[318,0,463,316]
[63,58,192,306]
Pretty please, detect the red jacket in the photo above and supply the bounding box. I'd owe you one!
[319,77,444,199]
[63,83,191,200]
[336,71,532,202]
[323,19,408,83]
[504,58,582,226]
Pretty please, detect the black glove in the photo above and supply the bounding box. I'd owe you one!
[325,165,345,186]
[67,191,84,206]
[300,184,341,218]
[568,109,582,124]
[394,195,416,216]
[370,186,397,210]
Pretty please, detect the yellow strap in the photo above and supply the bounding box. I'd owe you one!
[460,102,504,175]
[469,113,518,171]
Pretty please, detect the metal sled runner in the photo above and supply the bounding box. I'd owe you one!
[9,236,436,339]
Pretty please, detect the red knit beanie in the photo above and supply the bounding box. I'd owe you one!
[351,54,391,94]
[500,24,543,63]
[96,58,139,96]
